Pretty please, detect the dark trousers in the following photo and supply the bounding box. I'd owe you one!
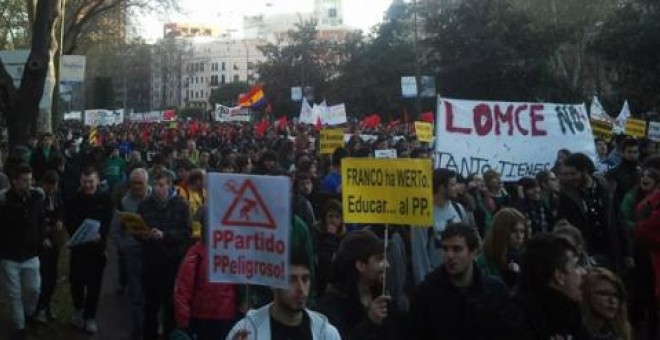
[190,318,235,340]
[69,246,106,320]
[142,256,179,340]
[118,246,128,289]
[36,246,60,312]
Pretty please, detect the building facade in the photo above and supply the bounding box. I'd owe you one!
[181,39,268,109]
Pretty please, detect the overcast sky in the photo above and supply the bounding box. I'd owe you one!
[137,0,393,41]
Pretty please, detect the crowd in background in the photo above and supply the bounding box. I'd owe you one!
[0,119,659,340]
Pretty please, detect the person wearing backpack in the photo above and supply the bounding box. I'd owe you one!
[410,168,470,284]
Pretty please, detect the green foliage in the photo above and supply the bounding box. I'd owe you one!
[209,81,250,106]
[0,0,30,50]
[592,1,660,113]
[256,20,343,117]
[423,0,577,102]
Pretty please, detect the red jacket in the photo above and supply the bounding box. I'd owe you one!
[633,190,660,296]
[174,241,237,327]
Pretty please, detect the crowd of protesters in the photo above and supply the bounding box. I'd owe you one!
[0,119,659,340]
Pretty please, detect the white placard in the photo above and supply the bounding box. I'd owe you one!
[324,103,348,126]
[207,174,291,288]
[648,121,660,142]
[375,149,397,159]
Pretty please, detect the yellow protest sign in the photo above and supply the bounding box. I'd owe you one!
[342,158,433,225]
[625,118,647,138]
[415,121,434,142]
[590,119,613,141]
[320,128,345,154]
[118,212,150,236]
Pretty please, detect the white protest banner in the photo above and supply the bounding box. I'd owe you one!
[207,174,291,288]
[435,97,597,181]
[614,100,631,134]
[648,122,660,142]
[323,103,348,126]
[298,99,315,124]
[130,111,158,123]
[311,101,328,125]
[215,105,251,122]
[63,111,82,121]
[590,96,612,123]
[84,109,124,126]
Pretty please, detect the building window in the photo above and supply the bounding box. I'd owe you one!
[221,75,226,84]
[221,62,226,71]
[233,63,239,70]
[328,8,337,18]
[233,75,239,82]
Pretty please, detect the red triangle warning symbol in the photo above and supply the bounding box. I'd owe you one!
[221,180,277,229]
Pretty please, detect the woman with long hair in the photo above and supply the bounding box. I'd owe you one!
[476,208,528,289]
[581,267,633,340]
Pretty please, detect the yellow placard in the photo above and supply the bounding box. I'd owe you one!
[342,158,433,226]
[625,118,647,138]
[590,119,613,141]
[320,128,345,154]
[415,121,434,142]
[118,212,150,235]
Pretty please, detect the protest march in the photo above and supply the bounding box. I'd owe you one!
[0,89,659,340]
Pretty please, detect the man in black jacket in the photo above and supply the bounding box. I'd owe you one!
[138,171,191,340]
[0,164,46,339]
[558,152,626,272]
[510,233,589,339]
[316,230,401,340]
[409,223,512,339]
[65,168,113,334]
[606,137,640,209]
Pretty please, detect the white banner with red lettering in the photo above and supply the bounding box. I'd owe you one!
[435,97,597,181]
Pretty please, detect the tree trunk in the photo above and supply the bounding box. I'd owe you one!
[6,0,58,146]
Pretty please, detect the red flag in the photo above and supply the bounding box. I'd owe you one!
[276,116,288,131]
[420,111,435,123]
[315,114,323,130]
[362,113,381,128]
[388,119,401,129]
[255,118,270,137]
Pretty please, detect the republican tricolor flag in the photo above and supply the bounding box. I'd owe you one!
[239,85,267,108]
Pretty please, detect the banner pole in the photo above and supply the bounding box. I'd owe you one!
[382,224,389,296]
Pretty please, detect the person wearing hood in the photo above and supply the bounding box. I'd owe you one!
[138,171,191,340]
[226,248,340,340]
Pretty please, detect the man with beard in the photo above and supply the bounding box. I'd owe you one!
[558,153,626,272]
[227,250,340,340]
[607,138,641,209]
[409,224,512,339]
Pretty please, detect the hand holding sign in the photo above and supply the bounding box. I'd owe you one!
[119,212,150,236]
